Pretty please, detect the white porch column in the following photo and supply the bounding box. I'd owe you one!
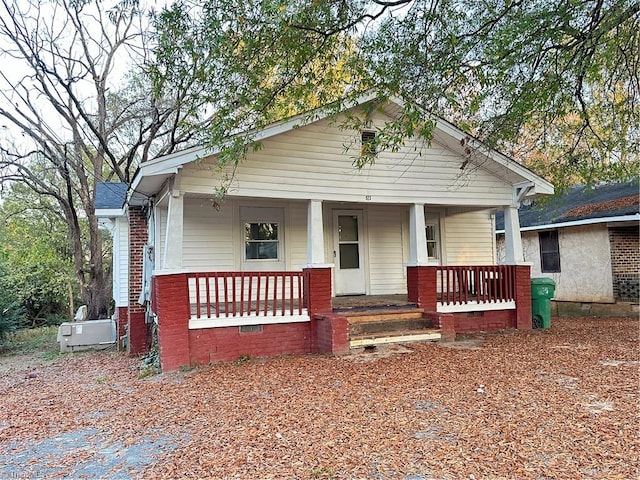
[163,190,184,269]
[503,205,524,264]
[408,203,428,265]
[306,199,326,265]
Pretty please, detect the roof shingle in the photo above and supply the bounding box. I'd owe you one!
[495,181,639,230]
[95,182,128,210]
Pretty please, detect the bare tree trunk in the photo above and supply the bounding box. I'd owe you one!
[67,280,74,321]
[0,0,207,322]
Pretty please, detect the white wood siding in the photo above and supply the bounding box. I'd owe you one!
[113,217,129,307]
[444,208,495,265]
[178,111,515,206]
[183,199,235,271]
[176,199,309,272]
[287,202,308,268]
[156,207,167,270]
[367,205,407,294]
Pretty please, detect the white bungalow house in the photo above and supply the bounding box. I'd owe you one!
[100,94,554,371]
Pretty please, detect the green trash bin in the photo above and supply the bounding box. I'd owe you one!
[531,277,556,329]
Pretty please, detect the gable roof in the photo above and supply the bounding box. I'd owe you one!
[95,182,128,217]
[495,181,640,232]
[130,92,554,202]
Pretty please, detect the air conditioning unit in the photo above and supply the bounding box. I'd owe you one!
[57,319,116,353]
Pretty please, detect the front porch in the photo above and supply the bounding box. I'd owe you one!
[152,264,532,371]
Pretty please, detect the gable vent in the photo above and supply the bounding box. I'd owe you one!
[361,130,377,156]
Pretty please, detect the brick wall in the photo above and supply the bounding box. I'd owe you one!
[429,310,516,340]
[189,323,312,365]
[450,310,515,333]
[609,226,640,301]
[315,313,349,355]
[115,306,128,348]
[128,206,149,354]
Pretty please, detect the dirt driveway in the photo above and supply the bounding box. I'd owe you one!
[0,317,637,479]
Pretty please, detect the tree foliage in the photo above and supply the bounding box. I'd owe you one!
[0,183,77,327]
[152,0,639,188]
[0,0,208,317]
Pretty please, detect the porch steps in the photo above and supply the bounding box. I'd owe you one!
[347,312,428,335]
[350,329,441,348]
[342,308,424,324]
[344,308,441,348]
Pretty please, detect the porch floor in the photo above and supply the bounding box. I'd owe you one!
[332,294,413,311]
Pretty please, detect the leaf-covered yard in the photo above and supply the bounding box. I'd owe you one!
[1,316,638,479]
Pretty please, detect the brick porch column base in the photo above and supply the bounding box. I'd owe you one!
[304,267,339,354]
[154,273,191,372]
[514,265,532,330]
[407,266,437,311]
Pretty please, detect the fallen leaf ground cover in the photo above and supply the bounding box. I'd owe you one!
[0,316,637,479]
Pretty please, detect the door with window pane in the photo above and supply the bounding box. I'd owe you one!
[333,210,366,295]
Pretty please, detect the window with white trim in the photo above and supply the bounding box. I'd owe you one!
[425,222,440,260]
[244,222,279,260]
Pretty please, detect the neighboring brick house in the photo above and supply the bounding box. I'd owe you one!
[496,181,639,305]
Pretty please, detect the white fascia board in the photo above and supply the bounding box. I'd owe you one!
[496,213,640,234]
[95,208,125,218]
[139,145,210,172]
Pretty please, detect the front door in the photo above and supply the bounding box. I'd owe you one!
[333,210,366,295]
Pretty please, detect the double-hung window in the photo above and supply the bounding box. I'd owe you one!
[425,212,441,261]
[245,222,279,260]
[425,223,440,260]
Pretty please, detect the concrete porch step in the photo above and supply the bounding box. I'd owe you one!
[350,329,442,348]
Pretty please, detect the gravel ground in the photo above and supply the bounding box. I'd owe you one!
[0,316,637,479]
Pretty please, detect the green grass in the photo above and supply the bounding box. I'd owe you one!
[0,325,60,358]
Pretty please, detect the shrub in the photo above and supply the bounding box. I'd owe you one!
[0,299,25,341]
